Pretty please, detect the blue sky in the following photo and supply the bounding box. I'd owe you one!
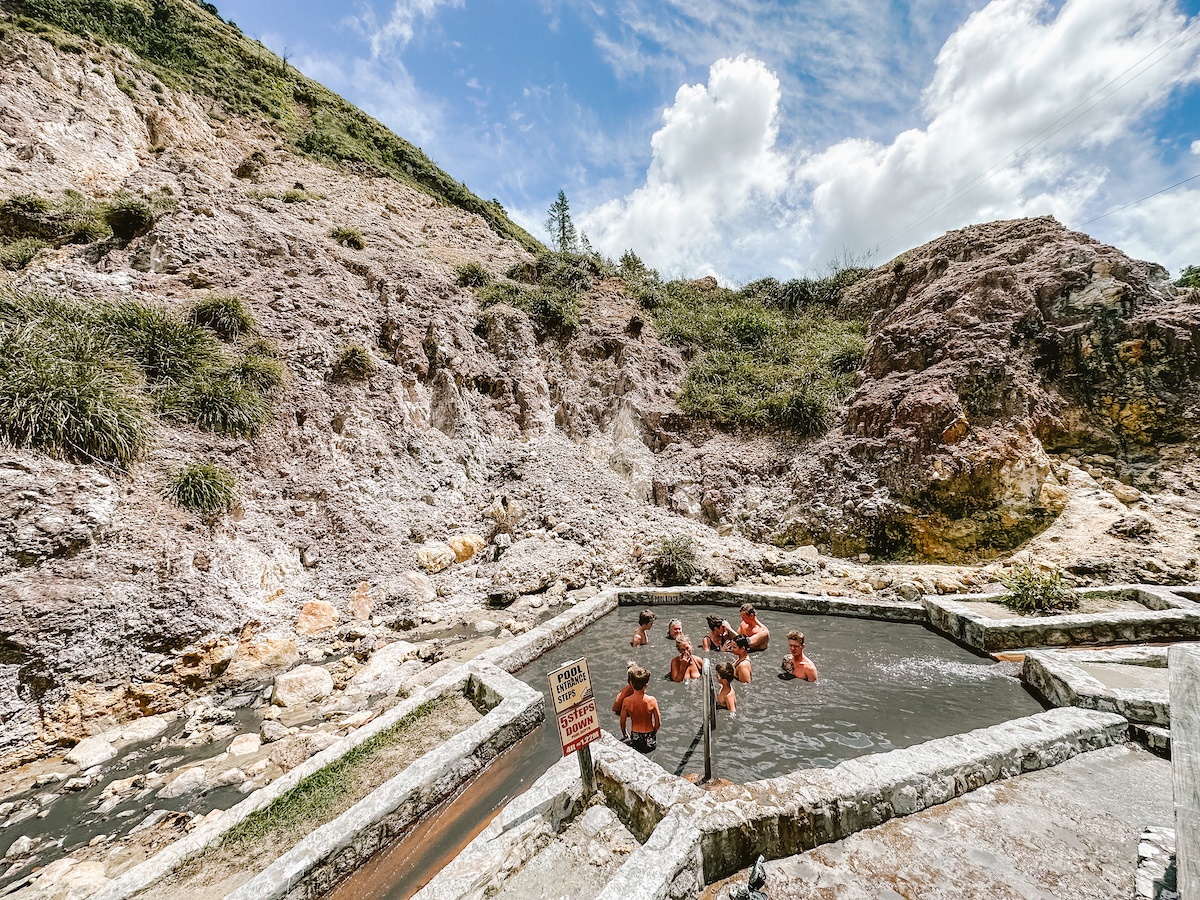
[216,0,1200,281]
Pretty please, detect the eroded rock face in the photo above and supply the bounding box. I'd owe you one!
[772,217,1200,559]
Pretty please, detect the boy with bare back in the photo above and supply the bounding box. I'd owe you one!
[630,609,655,647]
[737,603,769,651]
[619,666,660,753]
[780,630,819,682]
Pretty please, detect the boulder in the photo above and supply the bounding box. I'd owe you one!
[5,835,35,859]
[259,720,288,744]
[1112,483,1143,504]
[296,600,338,635]
[401,570,436,602]
[157,766,207,799]
[447,533,486,563]
[417,543,456,573]
[65,736,117,769]
[116,713,174,745]
[349,581,373,620]
[344,641,418,699]
[228,733,261,756]
[272,665,334,707]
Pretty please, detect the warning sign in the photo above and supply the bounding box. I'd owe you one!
[556,697,601,755]
[547,659,594,714]
[547,658,600,756]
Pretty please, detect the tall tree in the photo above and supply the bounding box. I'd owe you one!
[545,190,578,253]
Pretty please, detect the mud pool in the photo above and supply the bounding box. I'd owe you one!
[519,604,1045,783]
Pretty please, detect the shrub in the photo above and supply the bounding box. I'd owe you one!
[1177,265,1200,290]
[166,461,236,514]
[330,226,365,249]
[619,249,648,278]
[1000,563,1079,614]
[333,344,375,380]
[0,320,153,467]
[159,372,273,436]
[227,353,285,392]
[0,238,48,270]
[188,294,255,339]
[454,261,491,288]
[528,287,579,336]
[649,534,699,586]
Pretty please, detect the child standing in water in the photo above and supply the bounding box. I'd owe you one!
[619,667,660,753]
[630,609,656,647]
[715,661,737,714]
[670,636,702,682]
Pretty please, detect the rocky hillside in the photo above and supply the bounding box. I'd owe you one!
[2,0,1200,774]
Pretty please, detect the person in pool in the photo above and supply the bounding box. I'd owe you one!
[737,603,769,651]
[701,614,736,651]
[612,661,639,714]
[723,634,752,683]
[670,635,702,682]
[666,618,684,642]
[780,630,819,682]
[715,661,737,714]
[619,666,660,754]
[631,609,655,647]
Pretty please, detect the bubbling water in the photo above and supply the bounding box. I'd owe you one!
[518,603,1045,783]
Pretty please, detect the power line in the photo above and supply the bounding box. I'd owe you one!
[874,20,1200,253]
[1079,171,1200,225]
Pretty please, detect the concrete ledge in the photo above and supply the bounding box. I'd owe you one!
[1023,647,1171,726]
[479,590,619,673]
[688,707,1127,884]
[1136,826,1179,900]
[591,732,704,842]
[93,663,541,900]
[617,586,927,623]
[229,664,542,900]
[926,586,1200,652]
[412,754,584,900]
[593,807,704,900]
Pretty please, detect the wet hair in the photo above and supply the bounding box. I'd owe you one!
[639,609,656,626]
[740,603,756,616]
[706,614,724,631]
[733,635,750,651]
[787,630,804,643]
[715,662,735,682]
[676,635,692,651]
[630,667,650,690]
[668,618,683,633]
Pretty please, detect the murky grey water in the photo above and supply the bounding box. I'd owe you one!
[518,604,1046,783]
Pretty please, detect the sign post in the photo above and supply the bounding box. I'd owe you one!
[547,658,601,798]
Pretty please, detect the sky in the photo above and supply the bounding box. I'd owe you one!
[214,0,1200,282]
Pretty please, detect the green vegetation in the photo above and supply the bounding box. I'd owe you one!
[0,238,48,271]
[649,534,699,586]
[0,188,175,246]
[6,0,540,252]
[187,294,255,340]
[333,344,375,381]
[1000,563,1079,614]
[647,275,867,435]
[222,699,439,849]
[454,261,491,288]
[0,287,283,466]
[1177,265,1200,290]
[165,461,236,514]
[545,190,579,253]
[329,225,365,250]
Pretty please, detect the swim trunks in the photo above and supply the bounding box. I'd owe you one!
[627,730,657,753]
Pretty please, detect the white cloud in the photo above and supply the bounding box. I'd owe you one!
[584,0,1200,279]
[348,0,464,58]
[1192,139,1200,154]
[583,56,791,276]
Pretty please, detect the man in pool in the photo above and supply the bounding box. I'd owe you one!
[631,609,655,647]
[737,603,770,651]
[619,666,660,753]
[701,615,736,651]
[780,630,819,682]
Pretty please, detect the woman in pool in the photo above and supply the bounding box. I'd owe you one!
[715,661,737,714]
[669,636,702,682]
[724,634,753,683]
[701,615,736,651]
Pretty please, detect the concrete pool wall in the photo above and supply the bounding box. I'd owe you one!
[89,662,542,900]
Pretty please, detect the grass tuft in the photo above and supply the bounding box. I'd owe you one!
[165,461,236,514]
[0,238,49,270]
[159,372,273,436]
[329,225,365,249]
[1001,563,1079,614]
[454,261,491,288]
[188,294,255,340]
[333,344,375,381]
[649,534,699,586]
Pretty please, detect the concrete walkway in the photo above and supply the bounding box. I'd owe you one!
[702,743,1170,900]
